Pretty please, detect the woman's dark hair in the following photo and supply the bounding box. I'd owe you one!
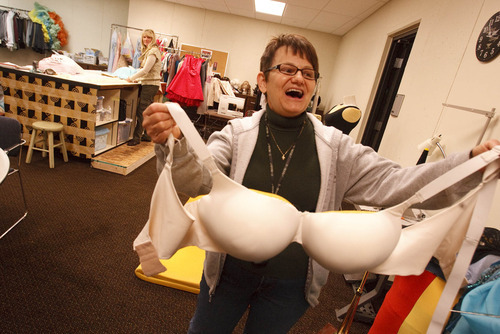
[260,34,319,79]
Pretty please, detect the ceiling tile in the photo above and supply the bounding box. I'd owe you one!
[314,10,351,27]
[255,12,282,24]
[228,7,255,19]
[307,10,351,32]
[285,0,330,10]
[200,0,226,4]
[160,0,392,36]
[331,16,364,35]
[225,0,255,11]
[281,17,311,29]
[200,2,230,13]
[324,0,380,16]
[283,4,319,21]
[359,2,387,19]
[164,0,204,9]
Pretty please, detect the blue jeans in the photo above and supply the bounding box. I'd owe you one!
[187,258,309,334]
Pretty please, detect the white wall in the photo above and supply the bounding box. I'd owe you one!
[330,0,500,228]
[0,0,129,65]
[2,0,498,228]
[126,0,341,108]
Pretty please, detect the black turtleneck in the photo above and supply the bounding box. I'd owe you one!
[226,106,321,279]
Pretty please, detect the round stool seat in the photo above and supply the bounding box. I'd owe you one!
[32,121,64,132]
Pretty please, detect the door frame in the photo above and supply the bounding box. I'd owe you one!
[356,23,420,148]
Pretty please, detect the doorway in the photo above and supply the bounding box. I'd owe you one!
[361,30,417,151]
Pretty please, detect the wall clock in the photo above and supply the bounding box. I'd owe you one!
[476,11,500,62]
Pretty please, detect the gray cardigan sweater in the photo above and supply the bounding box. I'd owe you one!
[155,109,474,307]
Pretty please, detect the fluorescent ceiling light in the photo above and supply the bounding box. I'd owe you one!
[255,0,285,16]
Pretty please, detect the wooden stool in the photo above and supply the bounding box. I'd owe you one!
[26,121,69,168]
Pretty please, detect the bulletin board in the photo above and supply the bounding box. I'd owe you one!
[180,44,229,77]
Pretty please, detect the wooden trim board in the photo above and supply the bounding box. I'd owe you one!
[91,141,155,175]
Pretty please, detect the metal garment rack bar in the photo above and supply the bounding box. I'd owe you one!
[442,103,496,145]
[0,5,30,12]
[175,49,212,61]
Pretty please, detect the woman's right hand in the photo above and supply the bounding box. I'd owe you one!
[142,103,182,144]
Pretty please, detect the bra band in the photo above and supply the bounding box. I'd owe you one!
[406,147,500,207]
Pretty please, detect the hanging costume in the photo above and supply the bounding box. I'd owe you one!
[107,29,118,73]
[166,55,205,107]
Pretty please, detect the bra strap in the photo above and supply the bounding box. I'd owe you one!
[406,146,500,206]
[166,102,219,173]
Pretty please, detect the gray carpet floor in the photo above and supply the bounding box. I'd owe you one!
[0,150,374,333]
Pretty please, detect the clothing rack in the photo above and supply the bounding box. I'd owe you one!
[110,24,179,49]
[0,4,56,54]
[176,49,212,60]
[108,24,180,72]
[0,5,30,13]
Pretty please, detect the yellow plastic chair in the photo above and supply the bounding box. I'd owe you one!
[135,246,205,294]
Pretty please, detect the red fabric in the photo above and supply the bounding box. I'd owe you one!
[368,270,437,334]
[166,55,204,107]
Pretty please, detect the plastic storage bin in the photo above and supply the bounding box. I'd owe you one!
[95,127,110,151]
[117,119,132,144]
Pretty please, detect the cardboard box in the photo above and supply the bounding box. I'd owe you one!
[82,55,96,65]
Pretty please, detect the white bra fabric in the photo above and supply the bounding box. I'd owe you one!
[134,103,500,333]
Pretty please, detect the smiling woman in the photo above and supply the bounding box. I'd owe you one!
[257,34,319,118]
[140,33,499,334]
[257,48,316,117]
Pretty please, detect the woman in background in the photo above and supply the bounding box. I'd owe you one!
[127,29,162,146]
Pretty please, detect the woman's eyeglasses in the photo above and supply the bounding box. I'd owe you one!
[265,64,319,81]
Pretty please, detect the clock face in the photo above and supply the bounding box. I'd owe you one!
[476,11,500,62]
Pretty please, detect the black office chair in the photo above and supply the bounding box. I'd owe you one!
[0,117,28,239]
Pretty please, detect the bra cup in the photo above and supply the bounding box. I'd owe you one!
[151,137,197,258]
[198,171,301,263]
[300,209,402,274]
[153,164,196,258]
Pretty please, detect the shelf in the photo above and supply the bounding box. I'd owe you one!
[96,119,118,127]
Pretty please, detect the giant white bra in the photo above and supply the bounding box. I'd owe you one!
[134,103,500,333]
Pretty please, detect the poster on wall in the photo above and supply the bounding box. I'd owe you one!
[201,49,212,59]
[180,44,229,77]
